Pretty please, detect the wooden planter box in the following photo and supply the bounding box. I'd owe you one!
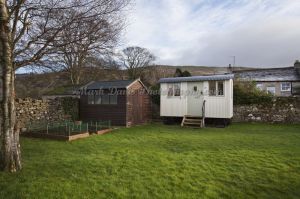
[68,132,90,141]
[21,132,89,141]
[94,129,113,135]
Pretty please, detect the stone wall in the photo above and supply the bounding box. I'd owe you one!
[1,97,79,129]
[233,97,300,123]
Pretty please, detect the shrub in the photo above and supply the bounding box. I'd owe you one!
[150,84,160,105]
[233,81,272,105]
[60,97,79,121]
[174,68,191,77]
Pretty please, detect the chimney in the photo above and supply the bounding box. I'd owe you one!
[295,60,300,74]
[228,64,233,73]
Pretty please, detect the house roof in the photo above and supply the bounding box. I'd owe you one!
[158,74,234,83]
[234,67,300,82]
[84,79,135,90]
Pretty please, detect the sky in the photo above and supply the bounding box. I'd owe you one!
[123,0,300,67]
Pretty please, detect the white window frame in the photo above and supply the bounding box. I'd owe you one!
[281,82,291,92]
[167,84,174,97]
[217,81,224,96]
[209,81,225,96]
[174,83,181,96]
[267,87,276,95]
[167,83,181,97]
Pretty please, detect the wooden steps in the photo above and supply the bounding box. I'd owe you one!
[181,115,204,128]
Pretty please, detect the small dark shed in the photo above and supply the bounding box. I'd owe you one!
[79,79,151,126]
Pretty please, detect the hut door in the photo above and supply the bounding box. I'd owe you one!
[187,82,204,116]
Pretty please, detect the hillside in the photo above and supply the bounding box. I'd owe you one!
[16,65,252,98]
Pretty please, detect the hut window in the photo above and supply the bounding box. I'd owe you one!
[167,83,181,97]
[217,81,224,96]
[174,83,181,96]
[209,81,225,96]
[88,95,95,104]
[209,81,216,96]
[168,84,174,96]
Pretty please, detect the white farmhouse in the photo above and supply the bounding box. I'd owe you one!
[158,74,234,127]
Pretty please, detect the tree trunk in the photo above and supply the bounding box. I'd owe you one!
[0,0,22,172]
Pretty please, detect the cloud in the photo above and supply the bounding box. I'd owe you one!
[124,0,300,67]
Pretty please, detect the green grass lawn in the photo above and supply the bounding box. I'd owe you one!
[1,123,300,199]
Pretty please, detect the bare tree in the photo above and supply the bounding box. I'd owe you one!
[118,46,156,79]
[56,9,124,85]
[7,0,130,70]
[0,0,130,172]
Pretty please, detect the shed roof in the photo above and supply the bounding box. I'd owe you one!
[234,67,300,82]
[158,74,234,83]
[85,80,135,90]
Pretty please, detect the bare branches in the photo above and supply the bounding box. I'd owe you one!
[51,1,127,85]
[118,46,156,79]
[6,0,131,70]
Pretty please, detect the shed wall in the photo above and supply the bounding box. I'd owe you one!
[79,89,127,126]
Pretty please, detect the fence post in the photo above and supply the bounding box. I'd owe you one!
[96,121,98,132]
[87,123,89,133]
[47,124,49,134]
[68,125,70,137]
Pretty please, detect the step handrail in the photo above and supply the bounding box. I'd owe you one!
[202,100,206,127]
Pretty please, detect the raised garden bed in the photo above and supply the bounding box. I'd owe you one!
[87,121,112,135]
[21,131,90,141]
[22,120,112,141]
[95,129,113,135]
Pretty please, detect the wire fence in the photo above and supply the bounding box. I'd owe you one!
[26,120,111,136]
[87,121,111,133]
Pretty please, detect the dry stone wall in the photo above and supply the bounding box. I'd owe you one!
[0,97,79,129]
[233,97,300,123]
